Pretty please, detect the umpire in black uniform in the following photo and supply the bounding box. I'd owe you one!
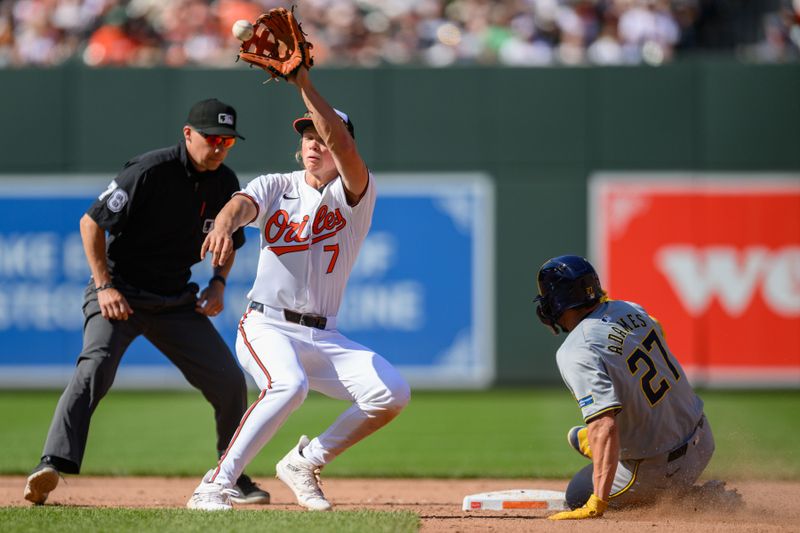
[24,98,268,506]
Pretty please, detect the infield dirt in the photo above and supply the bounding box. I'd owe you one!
[2,476,798,531]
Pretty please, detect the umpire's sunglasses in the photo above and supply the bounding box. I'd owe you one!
[200,132,237,148]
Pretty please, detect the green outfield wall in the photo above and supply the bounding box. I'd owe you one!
[1,61,798,385]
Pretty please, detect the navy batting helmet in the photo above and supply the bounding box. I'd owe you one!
[534,255,603,334]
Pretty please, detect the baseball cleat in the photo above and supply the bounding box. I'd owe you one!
[23,464,60,505]
[186,470,236,511]
[567,426,593,459]
[276,435,332,511]
[230,473,270,504]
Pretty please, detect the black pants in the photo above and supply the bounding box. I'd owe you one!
[40,280,247,474]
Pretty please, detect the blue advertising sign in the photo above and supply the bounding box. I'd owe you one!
[0,174,494,389]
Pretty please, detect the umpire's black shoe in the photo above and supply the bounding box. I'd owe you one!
[231,473,270,504]
[23,460,60,505]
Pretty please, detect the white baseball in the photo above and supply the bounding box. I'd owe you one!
[232,19,254,41]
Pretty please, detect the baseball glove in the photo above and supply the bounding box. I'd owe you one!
[237,7,314,81]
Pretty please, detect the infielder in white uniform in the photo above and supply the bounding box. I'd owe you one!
[533,255,720,520]
[187,65,410,511]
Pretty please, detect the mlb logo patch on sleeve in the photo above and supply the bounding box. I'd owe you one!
[578,395,594,408]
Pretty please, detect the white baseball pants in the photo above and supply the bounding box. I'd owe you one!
[210,304,411,488]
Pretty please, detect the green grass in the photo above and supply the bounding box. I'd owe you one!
[0,507,418,533]
[2,389,799,480]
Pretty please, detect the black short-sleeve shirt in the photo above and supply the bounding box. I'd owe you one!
[86,142,246,295]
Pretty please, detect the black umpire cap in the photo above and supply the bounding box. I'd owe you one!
[186,98,245,139]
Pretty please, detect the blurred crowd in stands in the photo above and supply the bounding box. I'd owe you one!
[0,0,798,68]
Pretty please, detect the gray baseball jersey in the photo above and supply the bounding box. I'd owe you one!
[556,299,704,460]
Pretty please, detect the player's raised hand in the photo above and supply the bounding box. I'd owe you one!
[287,64,309,87]
[97,288,134,321]
[548,494,607,520]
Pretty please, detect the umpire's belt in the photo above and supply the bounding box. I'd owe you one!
[667,415,705,462]
[248,301,328,330]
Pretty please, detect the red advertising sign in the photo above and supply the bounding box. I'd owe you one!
[590,174,800,386]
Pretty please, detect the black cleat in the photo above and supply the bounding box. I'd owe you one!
[24,461,60,505]
[230,473,270,504]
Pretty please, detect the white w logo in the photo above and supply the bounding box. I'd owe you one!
[655,245,800,317]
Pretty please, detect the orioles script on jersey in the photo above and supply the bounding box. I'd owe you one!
[265,204,347,256]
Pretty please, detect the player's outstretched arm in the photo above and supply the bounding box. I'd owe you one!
[201,195,256,268]
[289,66,368,203]
[549,412,618,520]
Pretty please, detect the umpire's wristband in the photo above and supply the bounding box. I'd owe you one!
[209,275,227,287]
[94,282,114,293]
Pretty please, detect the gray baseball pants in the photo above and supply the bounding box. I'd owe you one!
[566,414,715,509]
[39,280,247,473]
